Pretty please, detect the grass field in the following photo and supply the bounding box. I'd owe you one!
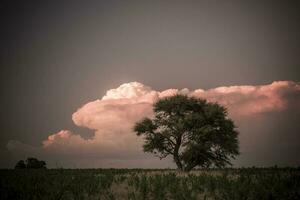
[1,167,299,200]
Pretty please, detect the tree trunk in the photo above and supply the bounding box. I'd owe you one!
[173,136,183,170]
[174,154,183,170]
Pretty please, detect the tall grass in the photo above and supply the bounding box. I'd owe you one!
[0,167,299,200]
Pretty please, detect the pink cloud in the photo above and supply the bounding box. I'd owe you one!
[43,130,73,147]
[7,81,300,167]
[192,81,300,116]
[43,80,299,154]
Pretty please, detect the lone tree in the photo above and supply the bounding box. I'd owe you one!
[134,95,239,171]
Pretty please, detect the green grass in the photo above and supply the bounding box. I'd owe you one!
[1,167,299,200]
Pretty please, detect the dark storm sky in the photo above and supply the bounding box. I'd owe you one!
[1,0,299,168]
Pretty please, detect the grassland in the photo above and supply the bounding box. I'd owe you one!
[1,167,299,200]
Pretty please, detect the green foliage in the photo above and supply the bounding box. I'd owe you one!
[1,168,299,200]
[14,158,47,169]
[134,95,239,171]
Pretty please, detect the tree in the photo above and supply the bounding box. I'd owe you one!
[134,95,239,171]
[14,157,47,169]
[14,160,26,169]
[26,157,47,169]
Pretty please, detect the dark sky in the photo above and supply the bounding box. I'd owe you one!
[1,0,299,168]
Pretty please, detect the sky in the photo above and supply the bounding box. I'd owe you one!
[0,0,299,168]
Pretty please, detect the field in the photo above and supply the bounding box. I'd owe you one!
[1,167,299,200]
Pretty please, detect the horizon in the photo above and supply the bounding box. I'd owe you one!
[1,0,300,169]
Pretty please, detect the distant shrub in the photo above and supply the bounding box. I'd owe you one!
[14,160,26,169]
[14,157,47,169]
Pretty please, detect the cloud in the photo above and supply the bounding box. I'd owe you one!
[7,81,300,168]
[192,81,300,116]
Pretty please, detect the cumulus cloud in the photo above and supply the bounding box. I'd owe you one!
[192,81,300,116]
[7,81,300,167]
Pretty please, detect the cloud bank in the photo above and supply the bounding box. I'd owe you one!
[7,81,300,168]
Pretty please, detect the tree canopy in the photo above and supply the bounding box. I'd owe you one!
[134,95,239,171]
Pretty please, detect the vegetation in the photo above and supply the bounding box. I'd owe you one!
[14,158,47,169]
[1,168,299,200]
[134,95,239,171]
